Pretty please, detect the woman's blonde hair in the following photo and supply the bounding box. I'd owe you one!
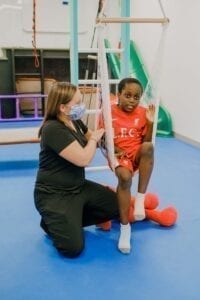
[38,82,77,137]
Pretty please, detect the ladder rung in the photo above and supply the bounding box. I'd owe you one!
[86,165,110,172]
[79,79,120,85]
[87,55,97,60]
[97,17,169,24]
[85,109,101,115]
[79,48,123,53]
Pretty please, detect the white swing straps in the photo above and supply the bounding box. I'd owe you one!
[97,23,116,171]
[94,0,169,165]
[142,21,169,145]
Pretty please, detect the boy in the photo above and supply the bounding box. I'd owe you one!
[112,77,155,254]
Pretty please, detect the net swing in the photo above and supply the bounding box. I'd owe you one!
[94,0,169,171]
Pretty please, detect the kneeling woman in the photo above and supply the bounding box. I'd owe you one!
[34,82,119,258]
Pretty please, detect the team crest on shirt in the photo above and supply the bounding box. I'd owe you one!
[133,118,139,126]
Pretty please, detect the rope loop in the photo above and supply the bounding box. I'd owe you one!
[32,0,40,68]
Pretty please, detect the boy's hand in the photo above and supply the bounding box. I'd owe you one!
[146,104,155,123]
[115,146,126,158]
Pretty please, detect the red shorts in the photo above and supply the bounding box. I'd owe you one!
[114,146,141,174]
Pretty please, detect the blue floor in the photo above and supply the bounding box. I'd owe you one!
[0,137,200,300]
[0,120,42,129]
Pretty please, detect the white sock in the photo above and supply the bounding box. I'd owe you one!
[118,223,131,254]
[134,192,145,221]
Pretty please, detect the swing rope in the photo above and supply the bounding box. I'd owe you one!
[32,0,40,68]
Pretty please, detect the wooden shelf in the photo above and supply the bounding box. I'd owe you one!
[15,73,41,76]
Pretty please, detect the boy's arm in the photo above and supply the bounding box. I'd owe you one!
[143,104,155,142]
[143,120,154,142]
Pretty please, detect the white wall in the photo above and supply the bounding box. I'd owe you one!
[0,0,200,144]
[130,0,200,145]
[160,0,200,145]
[0,0,99,49]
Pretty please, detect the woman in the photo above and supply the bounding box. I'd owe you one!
[34,82,119,258]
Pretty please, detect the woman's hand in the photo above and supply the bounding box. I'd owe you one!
[146,104,155,123]
[90,128,105,143]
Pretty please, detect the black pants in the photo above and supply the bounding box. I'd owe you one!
[34,180,119,258]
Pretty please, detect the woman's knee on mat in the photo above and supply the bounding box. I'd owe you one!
[54,234,84,258]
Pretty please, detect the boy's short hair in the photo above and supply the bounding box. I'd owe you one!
[118,78,143,94]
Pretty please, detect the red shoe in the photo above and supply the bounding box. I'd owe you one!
[96,221,112,231]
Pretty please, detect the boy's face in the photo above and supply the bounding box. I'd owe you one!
[118,82,142,113]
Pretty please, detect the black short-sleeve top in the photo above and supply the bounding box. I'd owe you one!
[35,119,88,192]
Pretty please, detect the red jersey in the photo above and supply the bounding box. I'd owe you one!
[111,104,147,157]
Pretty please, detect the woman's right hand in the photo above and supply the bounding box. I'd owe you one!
[90,128,105,142]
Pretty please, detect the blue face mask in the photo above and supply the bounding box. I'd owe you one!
[68,103,86,120]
